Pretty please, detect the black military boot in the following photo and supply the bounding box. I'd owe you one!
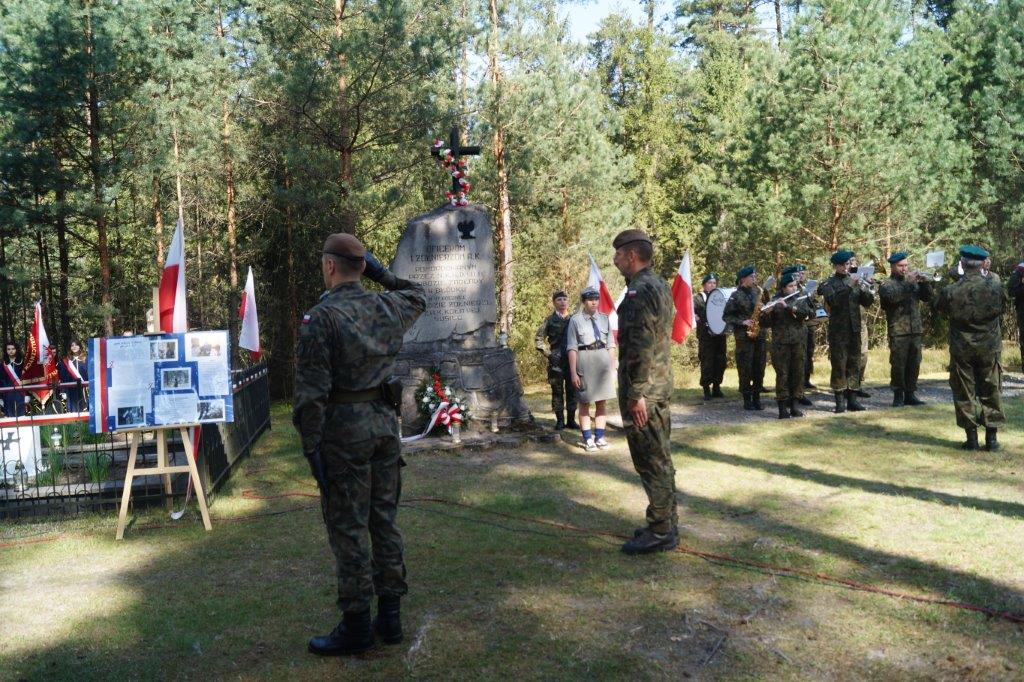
[621,527,679,555]
[703,386,712,400]
[804,380,817,389]
[855,388,871,398]
[904,391,925,406]
[846,390,866,412]
[711,384,724,398]
[834,392,847,414]
[565,407,579,430]
[554,410,565,430]
[777,400,790,419]
[308,609,374,656]
[742,393,754,411]
[789,398,804,418]
[985,428,999,452]
[797,395,813,406]
[373,595,403,645]
[752,393,764,411]
[961,427,979,451]
[892,389,905,407]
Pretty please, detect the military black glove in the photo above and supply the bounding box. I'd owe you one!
[305,447,327,492]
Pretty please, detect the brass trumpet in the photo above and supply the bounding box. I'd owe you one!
[909,269,943,282]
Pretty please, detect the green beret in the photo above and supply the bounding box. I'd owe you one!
[887,251,909,264]
[830,250,855,265]
[612,229,652,250]
[781,264,806,276]
[702,272,717,285]
[779,273,796,288]
[959,245,989,260]
[736,265,755,281]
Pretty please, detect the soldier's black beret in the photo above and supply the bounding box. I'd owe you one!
[887,251,909,264]
[780,273,796,288]
[612,229,652,250]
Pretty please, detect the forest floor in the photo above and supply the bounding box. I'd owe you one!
[2,348,1023,680]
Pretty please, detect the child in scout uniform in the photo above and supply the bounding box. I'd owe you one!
[566,287,617,451]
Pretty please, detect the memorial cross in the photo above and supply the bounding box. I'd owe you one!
[432,125,481,195]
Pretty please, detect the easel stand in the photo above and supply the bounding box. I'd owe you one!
[115,426,212,540]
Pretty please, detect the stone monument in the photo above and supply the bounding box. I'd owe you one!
[390,128,531,433]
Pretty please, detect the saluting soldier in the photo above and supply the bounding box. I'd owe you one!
[693,273,726,400]
[878,251,932,407]
[612,229,678,555]
[294,233,426,656]
[782,264,817,402]
[819,250,875,413]
[723,265,767,411]
[936,245,1006,451]
[764,273,813,419]
[534,291,578,430]
[1008,259,1024,372]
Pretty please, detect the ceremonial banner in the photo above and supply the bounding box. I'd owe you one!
[159,217,188,333]
[22,301,58,402]
[88,331,233,433]
[671,251,694,343]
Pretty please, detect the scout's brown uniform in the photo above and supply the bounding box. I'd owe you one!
[723,286,767,396]
[293,277,426,612]
[617,267,677,534]
[819,274,874,391]
[764,296,812,401]
[879,274,932,392]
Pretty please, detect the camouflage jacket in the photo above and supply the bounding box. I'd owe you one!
[616,266,674,402]
[723,286,766,341]
[1008,267,1024,316]
[764,296,812,345]
[879,276,932,337]
[819,274,874,343]
[936,272,1005,355]
[534,311,571,364]
[292,277,426,455]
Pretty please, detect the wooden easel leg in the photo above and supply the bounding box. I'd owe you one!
[180,427,212,531]
[157,430,173,511]
[115,432,141,540]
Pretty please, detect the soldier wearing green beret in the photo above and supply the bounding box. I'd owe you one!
[819,250,875,413]
[534,291,578,430]
[763,273,813,418]
[936,245,1006,451]
[694,273,726,400]
[782,264,817,403]
[879,251,932,407]
[612,229,679,555]
[723,265,767,410]
[294,233,426,656]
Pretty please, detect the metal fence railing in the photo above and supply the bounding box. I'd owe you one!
[0,362,271,520]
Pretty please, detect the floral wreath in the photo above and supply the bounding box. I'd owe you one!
[431,139,472,207]
[413,370,468,435]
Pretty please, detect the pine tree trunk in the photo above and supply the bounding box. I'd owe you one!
[335,0,356,233]
[217,5,238,289]
[55,183,71,346]
[84,0,113,336]
[489,0,515,339]
[775,0,783,45]
[153,174,164,266]
[284,162,298,396]
[0,231,10,343]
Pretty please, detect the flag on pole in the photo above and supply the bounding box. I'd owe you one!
[238,267,262,361]
[22,301,58,402]
[671,251,695,343]
[587,254,620,341]
[159,216,188,333]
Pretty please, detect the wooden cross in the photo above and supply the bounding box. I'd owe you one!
[433,125,481,195]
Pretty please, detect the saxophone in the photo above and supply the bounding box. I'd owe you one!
[746,286,763,340]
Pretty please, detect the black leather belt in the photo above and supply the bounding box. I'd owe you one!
[578,342,607,351]
[328,386,383,404]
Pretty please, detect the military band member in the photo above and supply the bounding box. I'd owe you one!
[693,273,726,400]
[0,341,28,418]
[567,287,617,452]
[782,264,817,402]
[878,252,932,407]
[723,265,767,411]
[764,274,813,419]
[819,250,875,413]
[850,257,872,398]
[534,291,577,430]
[1009,259,1024,372]
[612,229,678,555]
[294,233,426,656]
[58,339,89,413]
[936,245,1005,451]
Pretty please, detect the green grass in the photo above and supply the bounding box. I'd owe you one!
[1,348,1023,679]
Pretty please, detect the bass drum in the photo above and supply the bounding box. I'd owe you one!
[706,287,734,335]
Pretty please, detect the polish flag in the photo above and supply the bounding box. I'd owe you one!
[159,216,188,333]
[238,267,262,361]
[588,254,620,340]
[22,301,58,401]
[671,251,694,343]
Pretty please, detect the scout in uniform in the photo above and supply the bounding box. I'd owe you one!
[693,273,727,400]
[723,265,767,410]
[57,339,89,413]
[566,287,617,451]
[878,251,932,407]
[819,250,875,413]
[534,291,578,430]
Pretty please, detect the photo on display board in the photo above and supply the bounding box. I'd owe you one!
[186,333,224,360]
[161,367,192,391]
[149,339,179,361]
[197,399,225,422]
[116,405,145,428]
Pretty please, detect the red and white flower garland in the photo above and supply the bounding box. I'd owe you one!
[401,371,468,443]
[431,139,472,207]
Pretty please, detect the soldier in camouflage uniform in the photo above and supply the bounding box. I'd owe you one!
[782,264,817,402]
[294,233,426,656]
[850,257,873,399]
[534,291,577,430]
[1009,260,1024,372]
[936,245,1006,451]
[693,273,726,400]
[764,273,812,419]
[612,229,679,555]
[878,251,932,407]
[819,250,875,413]
[723,265,767,411]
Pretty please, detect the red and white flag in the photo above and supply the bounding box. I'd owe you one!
[22,301,58,401]
[587,254,620,340]
[671,251,694,343]
[159,216,188,333]
[238,267,262,361]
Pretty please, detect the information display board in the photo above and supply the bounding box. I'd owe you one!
[88,331,234,433]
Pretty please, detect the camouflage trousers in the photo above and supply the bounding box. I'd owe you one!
[697,332,727,388]
[829,336,863,391]
[548,367,577,416]
[805,327,815,384]
[949,347,1005,430]
[618,396,677,535]
[734,335,767,395]
[771,341,806,401]
[320,403,407,612]
[888,334,922,392]
[858,328,869,386]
